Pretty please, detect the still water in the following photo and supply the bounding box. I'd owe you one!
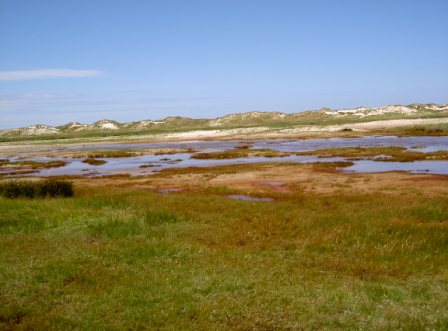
[2,136,448,177]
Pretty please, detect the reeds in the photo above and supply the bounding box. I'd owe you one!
[0,179,73,198]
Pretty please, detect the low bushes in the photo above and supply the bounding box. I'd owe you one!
[0,180,74,198]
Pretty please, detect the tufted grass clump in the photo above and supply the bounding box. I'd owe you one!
[0,180,73,198]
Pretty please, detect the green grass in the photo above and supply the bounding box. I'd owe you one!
[0,185,447,329]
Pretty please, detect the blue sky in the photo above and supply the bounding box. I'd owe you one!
[0,0,447,129]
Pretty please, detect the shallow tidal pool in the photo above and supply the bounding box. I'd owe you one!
[2,136,448,177]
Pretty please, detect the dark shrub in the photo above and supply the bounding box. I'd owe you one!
[0,180,73,198]
[39,180,74,197]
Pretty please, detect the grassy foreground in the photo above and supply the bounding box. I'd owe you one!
[1,183,448,329]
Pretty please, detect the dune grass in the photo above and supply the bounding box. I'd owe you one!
[0,182,447,329]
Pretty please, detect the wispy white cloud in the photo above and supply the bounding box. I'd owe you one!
[0,93,71,109]
[0,69,103,81]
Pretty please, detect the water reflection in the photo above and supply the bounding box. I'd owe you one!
[227,195,274,202]
[2,136,448,177]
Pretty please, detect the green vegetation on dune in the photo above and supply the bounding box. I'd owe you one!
[0,126,216,143]
[0,185,447,329]
[1,104,447,142]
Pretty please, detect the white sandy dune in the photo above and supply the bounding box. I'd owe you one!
[157,118,448,140]
[279,118,448,134]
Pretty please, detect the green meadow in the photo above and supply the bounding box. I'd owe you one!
[1,183,447,330]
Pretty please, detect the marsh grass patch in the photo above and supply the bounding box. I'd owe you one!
[0,160,67,169]
[191,148,291,160]
[82,158,107,166]
[299,146,448,162]
[86,150,138,158]
[88,209,181,239]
